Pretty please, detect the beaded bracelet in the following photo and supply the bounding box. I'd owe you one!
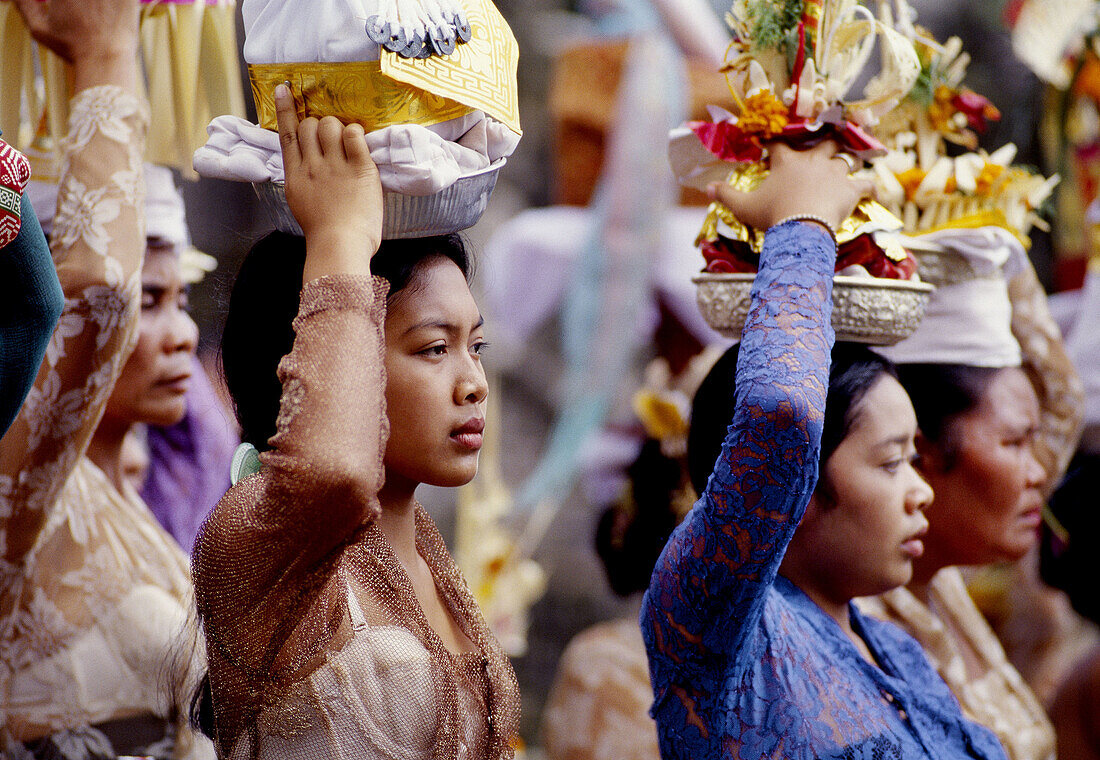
[772,214,838,247]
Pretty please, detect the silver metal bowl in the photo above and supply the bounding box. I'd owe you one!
[253,158,505,239]
[694,272,935,345]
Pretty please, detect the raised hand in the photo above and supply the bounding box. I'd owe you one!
[274,84,383,280]
[11,0,140,91]
[708,141,873,235]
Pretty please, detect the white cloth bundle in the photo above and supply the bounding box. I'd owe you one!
[194,110,519,195]
[195,0,519,192]
[242,0,382,64]
[876,227,1025,368]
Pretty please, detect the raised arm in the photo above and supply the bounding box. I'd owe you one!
[0,0,145,574]
[0,193,65,437]
[641,143,870,712]
[193,91,385,660]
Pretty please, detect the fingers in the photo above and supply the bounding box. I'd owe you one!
[342,123,372,166]
[298,117,321,164]
[274,83,302,174]
[317,116,345,158]
[707,182,762,222]
[849,177,875,201]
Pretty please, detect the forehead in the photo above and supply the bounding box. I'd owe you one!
[386,258,479,329]
[845,374,917,443]
[973,366,1039,427]
[142,245,183,283]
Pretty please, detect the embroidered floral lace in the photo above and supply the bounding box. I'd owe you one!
[192,275,521,760]
[640,221,1009,760]
[0,86,211,759]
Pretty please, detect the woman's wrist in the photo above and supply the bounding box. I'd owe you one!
[770,215,838,247]
[71,50,139,93]
[303,228,376,282]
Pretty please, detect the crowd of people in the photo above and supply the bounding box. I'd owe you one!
[0,0,1098,758]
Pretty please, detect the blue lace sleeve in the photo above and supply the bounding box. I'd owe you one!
[641,219,835,703]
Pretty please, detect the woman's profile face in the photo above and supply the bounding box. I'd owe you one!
[918,366,1046,567]
[803,375,933,599]
[382,257,488,490]
[104,246,198,427]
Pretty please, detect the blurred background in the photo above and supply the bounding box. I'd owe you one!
[161,0,1074,748]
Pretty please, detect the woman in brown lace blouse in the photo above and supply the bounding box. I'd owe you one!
[192,87,520,759]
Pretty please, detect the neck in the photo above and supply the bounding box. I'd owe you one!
[780,553,853,630]
[789,574,853,631]
[909,546,947,591]
[376,473,420,569]
[87,414,132,492]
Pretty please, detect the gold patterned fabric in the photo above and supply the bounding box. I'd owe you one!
[858,569,1055,760]
[541,614,660,760]
[192,275,521,760]
[248,62,473,133]
[0,86,211,759]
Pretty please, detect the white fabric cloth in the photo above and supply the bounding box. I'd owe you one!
[242,0,382,64]
[144,163,189,248]
[200,0,520,194]
[193,110,519,195]
[876,226,1025,368]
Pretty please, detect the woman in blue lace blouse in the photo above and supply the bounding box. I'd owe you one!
[641,140,1010,760]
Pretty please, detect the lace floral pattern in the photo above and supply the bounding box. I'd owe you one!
[0,86,211,759]
[640,221,1009,760]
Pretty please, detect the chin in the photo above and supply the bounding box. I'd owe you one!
[425,464,479,488]
[863,565,913,597]
[140,401,188,428]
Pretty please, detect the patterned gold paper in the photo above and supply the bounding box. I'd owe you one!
[698,162,905,254]
[380,0,521,134]
[249,62,473,132]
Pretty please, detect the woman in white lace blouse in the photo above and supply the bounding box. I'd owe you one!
[0,0,212,757]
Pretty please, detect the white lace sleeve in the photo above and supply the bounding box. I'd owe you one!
[0,85,148,597]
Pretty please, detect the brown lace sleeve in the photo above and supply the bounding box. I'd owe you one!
[0,86,147,588]
[194,274,390,746]
[1008,261,1085,489]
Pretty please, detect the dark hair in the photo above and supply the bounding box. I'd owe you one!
[220,231,470,451]
[687,342,898,502]
[894,363,999,470]
[595,439,687,596]
[1041,451,1100,624]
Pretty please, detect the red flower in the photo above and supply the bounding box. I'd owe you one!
[951,90,1001,133]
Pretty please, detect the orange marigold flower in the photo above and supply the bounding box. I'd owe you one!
[975,163,1005,195]
[897,168,926,200]
[738,90,790,138]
